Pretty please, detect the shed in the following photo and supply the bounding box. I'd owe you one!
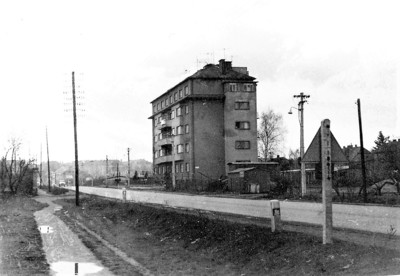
[227,162,279,193]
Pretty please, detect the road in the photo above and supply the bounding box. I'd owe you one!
[67,186,400,236]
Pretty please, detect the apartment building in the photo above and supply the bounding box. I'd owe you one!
[149,59,258,181]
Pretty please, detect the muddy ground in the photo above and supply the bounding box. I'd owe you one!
[55,195,400,275]
[0,194,49,276]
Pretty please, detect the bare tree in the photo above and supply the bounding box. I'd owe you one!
[257,109,286,161]
[0,138,34,194]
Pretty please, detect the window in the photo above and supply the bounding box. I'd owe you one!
[174,92,178,101]
[169,95,173,104]
[234,101,250,110]
[172,127,176,135]
[229,83,237,92]
[159,149,164,157]
[158,133,162,140]
[161,101,164,108]
[184,85,189,95]
[157,103,160,110]
[165,99,168,106]
[158,116,161,124]
[243,83,254,91]
[185,143,189,152]
[177,144,184,153]
[185,124,189,134]
[180,164,184,173]
[185,105,189,114]
[179,89,183,98]
[155,151,159,158]
[177,126,183,135]
[186,163,190,172]
[176,107,182,116]
[175,164,179,173]
[235,141,250,149]
[153,105,156,113]
[235,121,250,130]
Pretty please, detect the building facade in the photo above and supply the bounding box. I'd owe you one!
[149,59,258,181]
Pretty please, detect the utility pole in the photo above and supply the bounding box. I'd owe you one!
[127,148,131,187]
[46,127,51,192]
[72,72,80,206]
[357,99,367,203]
[39,143,43,188]
[294,92,310,196]
[106,155,108,186]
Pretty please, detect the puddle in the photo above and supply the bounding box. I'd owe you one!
[34,191,114,275]
[39,225,54,234]
[51,261,104,276]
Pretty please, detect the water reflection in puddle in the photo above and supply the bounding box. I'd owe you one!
[51,261,103,275]
[39,225,54,233]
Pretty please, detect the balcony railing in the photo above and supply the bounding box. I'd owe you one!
[158,120,172,130]
[155,154,184,164]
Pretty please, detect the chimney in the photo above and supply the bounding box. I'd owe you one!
[225,61,232,71]
[219,59,232,74]
[219,59,226,74]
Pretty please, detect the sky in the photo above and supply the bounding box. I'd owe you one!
[0,0,398,163]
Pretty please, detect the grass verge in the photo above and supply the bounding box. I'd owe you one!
[0,194,49,275]
[55,195,400,275]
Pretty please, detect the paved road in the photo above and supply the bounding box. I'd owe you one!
[67,186,400,236]
[34,190,114,276]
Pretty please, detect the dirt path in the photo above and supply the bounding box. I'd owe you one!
[33,190,115,275]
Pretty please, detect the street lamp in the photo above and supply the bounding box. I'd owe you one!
[171,137,176,190]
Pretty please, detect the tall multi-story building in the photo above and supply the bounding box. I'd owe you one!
[149,59,258,181]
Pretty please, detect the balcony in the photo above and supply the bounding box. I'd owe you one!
[155,154,184,165]
[156,134,173,146]
[158,120,172,130]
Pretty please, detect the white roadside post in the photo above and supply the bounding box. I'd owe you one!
[270,200,281,232]
[122,187,127,203]
[321,119,333,244]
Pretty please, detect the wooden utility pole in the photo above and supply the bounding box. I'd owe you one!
[106,155,108,186]
[46,127,51,192]
[294,92,310,196]
[127,148,131,186]
[357,99,367,203]
[39,143,43,188]
[72,72,80,206]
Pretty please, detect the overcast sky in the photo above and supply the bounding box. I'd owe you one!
[0,0,398,163]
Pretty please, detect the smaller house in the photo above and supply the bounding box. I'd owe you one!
[227,162,279,193]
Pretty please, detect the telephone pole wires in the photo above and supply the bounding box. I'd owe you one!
[357,99,367,203]
[294,92,310,196]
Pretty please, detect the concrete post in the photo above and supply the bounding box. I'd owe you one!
[122,188,127,202]
[321,119,333,244]
[270,200,281,232]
